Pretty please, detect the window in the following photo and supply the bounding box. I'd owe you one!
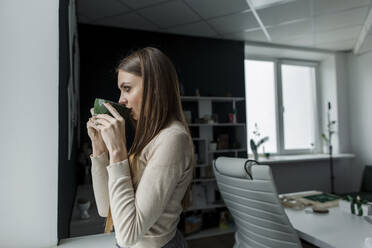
[245,59,319,155]
[245,60,277,154]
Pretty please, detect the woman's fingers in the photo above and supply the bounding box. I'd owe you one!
[87,121,97,130]
[87,118,100,130]
[95,114,116,125]
[90,108,95,116]
[103,102,122,120]
[94,118,110,126]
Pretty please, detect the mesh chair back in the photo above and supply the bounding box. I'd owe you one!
[213,157,302,248]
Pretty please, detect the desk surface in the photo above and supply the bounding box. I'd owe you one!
[283,192,372,248]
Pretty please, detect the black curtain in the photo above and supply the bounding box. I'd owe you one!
[58,0,78,242]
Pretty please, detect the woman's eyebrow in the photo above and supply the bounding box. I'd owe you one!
[119,82,131,88]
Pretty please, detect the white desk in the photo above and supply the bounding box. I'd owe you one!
[283,193,372,248]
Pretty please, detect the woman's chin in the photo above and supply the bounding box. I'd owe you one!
[131,113,137,121]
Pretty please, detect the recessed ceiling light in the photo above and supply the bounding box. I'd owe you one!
[249,0,296,10]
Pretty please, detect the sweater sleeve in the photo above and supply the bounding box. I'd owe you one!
[90,152,110,217]
[106,132,190,247]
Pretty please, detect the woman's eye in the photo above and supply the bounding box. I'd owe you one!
[123,86,131,92]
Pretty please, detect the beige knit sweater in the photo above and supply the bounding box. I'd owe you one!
[90,120,194,248]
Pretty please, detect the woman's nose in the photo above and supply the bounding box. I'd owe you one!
[118,96,128,106]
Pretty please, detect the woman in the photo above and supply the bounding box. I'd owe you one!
[86,47,194,248]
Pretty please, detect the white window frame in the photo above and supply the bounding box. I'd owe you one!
[245,57,322,155]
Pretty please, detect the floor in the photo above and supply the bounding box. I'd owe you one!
[187,234,319,248]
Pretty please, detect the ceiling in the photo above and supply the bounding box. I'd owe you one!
[76,0,372,53]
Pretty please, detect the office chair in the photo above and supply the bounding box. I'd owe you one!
[213,157,302,248]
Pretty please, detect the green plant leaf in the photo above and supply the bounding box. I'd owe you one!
[250,139,257,151]
[257,136,269,147]
[321,133,329,143]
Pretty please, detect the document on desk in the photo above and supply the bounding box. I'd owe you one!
[283,191,372,248]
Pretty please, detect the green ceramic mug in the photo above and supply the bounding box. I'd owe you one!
[94,98,131,120]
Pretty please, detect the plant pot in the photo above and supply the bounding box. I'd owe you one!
[253,151,258,161]
[77,198,91,219]
[323,145,330,154]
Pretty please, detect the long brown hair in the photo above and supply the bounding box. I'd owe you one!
[104,47,195,233]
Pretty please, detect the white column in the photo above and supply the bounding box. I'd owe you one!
[0,0,59,247]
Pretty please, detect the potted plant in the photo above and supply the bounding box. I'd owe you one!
[321,102,337,193]
[250,123,269,161]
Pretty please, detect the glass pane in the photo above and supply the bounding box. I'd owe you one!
[281,64,315,150]
[245,60,277,154]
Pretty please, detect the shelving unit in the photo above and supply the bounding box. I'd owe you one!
[70,184,105,237]
[181,96,245,102]
[192,178,216,183]
[195,163,208,168]
[181,95,246,240]
[185,225,236,241]
[184,203,226,212]
[188,123,246,127]
[208,148,246,154]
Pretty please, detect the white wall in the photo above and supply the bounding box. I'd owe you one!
[315,53,354,193]
[0,0,59,247]
[347,51,372,191]
[319,55,340,154]
[335,52,351,153]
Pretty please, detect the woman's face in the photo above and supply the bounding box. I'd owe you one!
[117,70,143,121]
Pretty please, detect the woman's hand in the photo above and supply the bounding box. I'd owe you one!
[93,102,128,163]
[87,108,108,156]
